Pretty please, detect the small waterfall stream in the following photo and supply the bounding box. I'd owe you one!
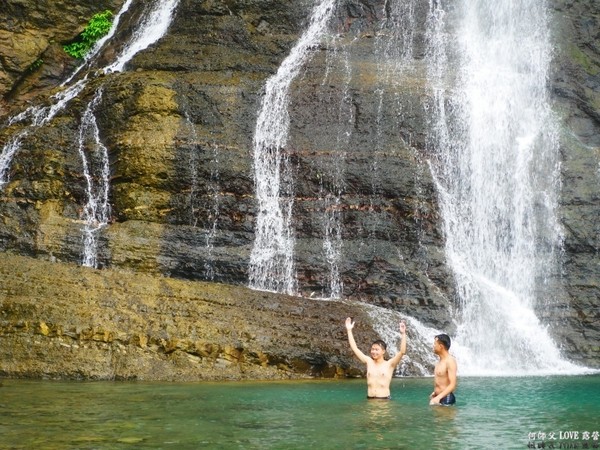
[77,88,111,268]
[0,134,25,189]
[63,0,135,85]
[315,34,356,300]
[249,0,337,295]
[0,0,180,266]
[104,0,180,74]
[203,143,221,281]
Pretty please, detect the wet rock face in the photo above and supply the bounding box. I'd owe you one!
[0,0,124,108]
[0,0,454,331]
[0,0,598,380]
[547,0,600,366]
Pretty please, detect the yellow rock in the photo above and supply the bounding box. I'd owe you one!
[38,321,50,336]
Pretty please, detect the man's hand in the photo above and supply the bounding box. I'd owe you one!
[345,317,355,331]
[429,392,440,405]
[399,320,406,334]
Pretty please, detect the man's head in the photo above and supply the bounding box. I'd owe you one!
[433,334,451,354]
[370,339,387,360]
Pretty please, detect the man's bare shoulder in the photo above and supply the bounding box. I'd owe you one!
[447,354,457,370]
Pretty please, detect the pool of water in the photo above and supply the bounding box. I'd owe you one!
[1,375,599,449]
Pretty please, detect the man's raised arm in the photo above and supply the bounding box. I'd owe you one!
[389,320,407,366]
[345,317,370,363]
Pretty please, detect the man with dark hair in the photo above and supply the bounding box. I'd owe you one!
[345,317,406,399]
[430,333,457,405]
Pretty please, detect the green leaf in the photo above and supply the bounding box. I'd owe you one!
[64,10,113,59]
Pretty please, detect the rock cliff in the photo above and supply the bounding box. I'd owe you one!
[0,0,598,379]
[0,252,411,380]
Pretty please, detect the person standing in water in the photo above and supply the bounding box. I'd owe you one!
[345,317,407,399]
[429,333,457,405]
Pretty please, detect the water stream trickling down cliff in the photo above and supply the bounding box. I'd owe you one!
[0,0,180,267]
[249,0,338,295]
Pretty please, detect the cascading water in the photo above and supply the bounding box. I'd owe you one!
[63,0,135,85]
[1,0,180,266]
[425,0,584,375]
[0,134,26,189]
[204,143,221,281]
[104,0,180,74]
[249,0,337,295]
[315,34,356,300]
[1,79,88,187]
[77,88,111,268]
[1,0,180,192]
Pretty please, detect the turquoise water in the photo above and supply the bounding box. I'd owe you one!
[1,375,599,449]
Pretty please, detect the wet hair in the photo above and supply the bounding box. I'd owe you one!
[371,340,387,351]
[435,334,451,350]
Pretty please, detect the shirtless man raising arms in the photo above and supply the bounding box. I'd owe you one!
[345,317,406,399]
[429,333,457,406]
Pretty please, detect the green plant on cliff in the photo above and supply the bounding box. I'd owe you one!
[64,10,113,59]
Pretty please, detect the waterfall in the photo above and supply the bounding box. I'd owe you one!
[104,0,180,74]
[1,0,179,191]
[204,143,221,281]
[0,134,26,188]
[426,0,583,375]
[0,79,88,190]
[63,0,136,84]
[1,0,180,271]
[77,88,111,268]
[249,0,337,295]
[8,79,88,128]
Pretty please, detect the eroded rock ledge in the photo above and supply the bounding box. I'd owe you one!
[0,253,430,381]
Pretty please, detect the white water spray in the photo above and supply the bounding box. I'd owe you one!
[0,133,27,188]
[426,0,585,375]
[104,0,180,73]
[249,0,337,294]
[1,0,179,192]
[77,88,111,268]
[63,0,136,84]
